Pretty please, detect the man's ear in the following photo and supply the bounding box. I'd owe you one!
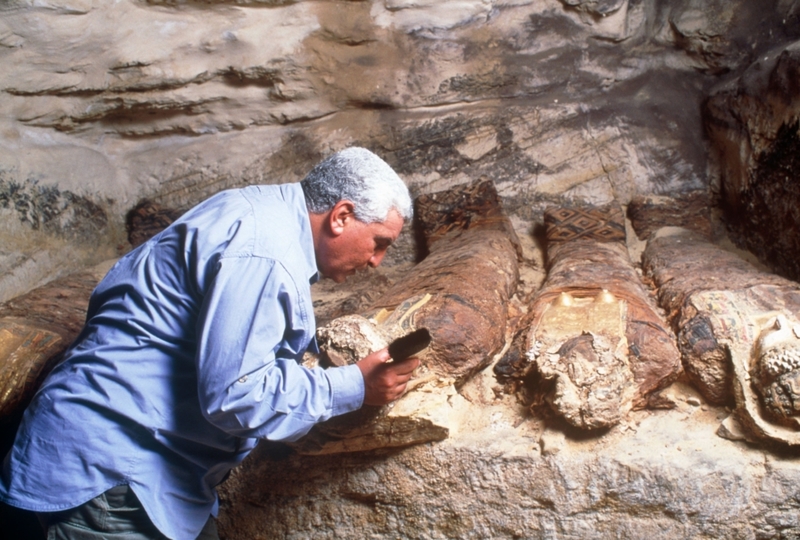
[328,200,356,237]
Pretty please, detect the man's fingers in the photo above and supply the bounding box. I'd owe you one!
[356,349,421,406]
[387,356,420,375]
[369,348,391,364]
[389,383,408,401]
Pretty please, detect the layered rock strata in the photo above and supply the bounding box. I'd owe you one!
[6,0,795,301]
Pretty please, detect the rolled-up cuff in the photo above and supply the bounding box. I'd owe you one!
[326,363,365,416]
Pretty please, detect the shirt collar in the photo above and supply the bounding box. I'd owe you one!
[280,183,320,285]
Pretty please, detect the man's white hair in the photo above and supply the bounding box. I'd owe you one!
[301,147,413,223]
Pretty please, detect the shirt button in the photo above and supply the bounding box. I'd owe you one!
[238,376,247,383]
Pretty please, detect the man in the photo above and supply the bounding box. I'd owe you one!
[0,147,419,539]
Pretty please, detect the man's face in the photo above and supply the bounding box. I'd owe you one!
[317,204,404,283]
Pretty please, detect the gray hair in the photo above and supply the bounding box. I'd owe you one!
[301,147,413,223]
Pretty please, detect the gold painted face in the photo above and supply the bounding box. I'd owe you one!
[538,290,626,342]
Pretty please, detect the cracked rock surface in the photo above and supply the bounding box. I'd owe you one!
[3,0,798,301]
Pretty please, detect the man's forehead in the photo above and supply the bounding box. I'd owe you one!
[375,210,404,239]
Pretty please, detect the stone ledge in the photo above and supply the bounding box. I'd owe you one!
[218,378,800,540]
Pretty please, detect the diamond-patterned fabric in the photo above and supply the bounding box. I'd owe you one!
[544,204,626,244]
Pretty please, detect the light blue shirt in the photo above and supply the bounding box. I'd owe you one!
[0,183,365,539]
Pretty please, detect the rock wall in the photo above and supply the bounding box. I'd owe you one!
[705,39,800,281]
[219,378,800,540]
[2,0,798,301]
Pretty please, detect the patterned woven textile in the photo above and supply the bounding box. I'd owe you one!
[544,204,626,244]
[414,178,522,258]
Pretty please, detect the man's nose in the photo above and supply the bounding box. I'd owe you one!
[368,252,385,268]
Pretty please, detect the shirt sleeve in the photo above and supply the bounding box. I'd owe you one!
[194,255,364,442]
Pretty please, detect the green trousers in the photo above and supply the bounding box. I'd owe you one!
[38,485,219,540]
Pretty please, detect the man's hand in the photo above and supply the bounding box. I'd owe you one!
[356,348,420,406]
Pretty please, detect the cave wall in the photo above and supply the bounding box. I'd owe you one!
[705,39,800,281]
[2,0,798,302]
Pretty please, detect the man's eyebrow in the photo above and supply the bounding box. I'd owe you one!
[375,235,394,248]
